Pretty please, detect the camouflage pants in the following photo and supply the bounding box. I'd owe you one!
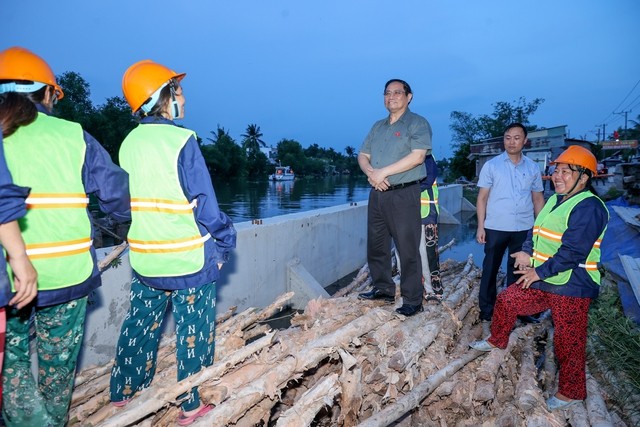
[2,297,87,427]
[110,278,216,412]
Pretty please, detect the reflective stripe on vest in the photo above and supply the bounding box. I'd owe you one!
[120,124,207,277]
[128,233,211,253]
[130,197,197,213]
[26,237,93,259]
[3,113,94,290]
[531,192,607,285]
[26,193,89,209]
[420,180,439,219]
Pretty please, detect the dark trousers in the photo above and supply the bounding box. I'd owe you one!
[367,184,422,306]
[479,228,528,321]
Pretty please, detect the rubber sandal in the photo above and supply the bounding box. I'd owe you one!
[111,400,129,407]
[546,395,582,411]
[425,293,442,303]
[177,403,214,426]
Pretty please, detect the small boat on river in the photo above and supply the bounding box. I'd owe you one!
[269,166,295,181]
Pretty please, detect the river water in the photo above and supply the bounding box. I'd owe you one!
[213,176,485,264]
[213,176,372,222]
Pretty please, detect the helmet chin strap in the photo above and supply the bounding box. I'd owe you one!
[169,84,180,119]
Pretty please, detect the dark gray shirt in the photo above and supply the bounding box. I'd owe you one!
[360,109,432,185]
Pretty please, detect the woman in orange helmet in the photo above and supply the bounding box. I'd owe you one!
[0,93,39,413]
[110,60,236,425]
[0,47,131,426]
[470,145,609,411]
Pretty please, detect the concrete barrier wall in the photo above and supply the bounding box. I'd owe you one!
[79,184,465,369]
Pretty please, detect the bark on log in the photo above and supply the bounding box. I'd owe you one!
[337,348,363,427]
[195,308,393,426]
[89,332,276,427]
[585,373,614,426]
[275,373,340,427]
[515,335,543,414]
[332,264,370,298]
[567,401,591,427]
[356,349,483,427]
[97,242,128,271]
[67,258,632,427]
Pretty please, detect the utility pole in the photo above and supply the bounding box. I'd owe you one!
[614,110,631,139]
[599,123,606,140]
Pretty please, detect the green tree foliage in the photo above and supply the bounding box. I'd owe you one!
[54,71,94,125]
[448,97,544,181]
[241,124,270,179]
[276,139,310,175]
[53,72,135,163]
[203,126,246,180]
[88,97,137,163]
[241,123,266,152]
[51,71,364,180]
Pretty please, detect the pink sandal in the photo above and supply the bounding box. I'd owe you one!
[177,404,213,426]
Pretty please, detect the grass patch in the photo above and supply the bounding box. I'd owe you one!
[604,187,624,200]
[587,278,640,421]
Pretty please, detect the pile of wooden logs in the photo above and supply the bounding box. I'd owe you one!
[68,255,632,426]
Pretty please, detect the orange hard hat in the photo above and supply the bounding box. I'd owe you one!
[122,60,185,113]
[0,46,64,99]
[550,145,597,174]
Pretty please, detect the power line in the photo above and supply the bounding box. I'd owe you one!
[621,92,640,112]
[611,78,640,113]
[597,78,640,125]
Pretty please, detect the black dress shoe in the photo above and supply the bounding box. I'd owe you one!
[358,289,394,303]
[395,303,423,316]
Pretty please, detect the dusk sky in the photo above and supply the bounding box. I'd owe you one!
[4,1,639,159]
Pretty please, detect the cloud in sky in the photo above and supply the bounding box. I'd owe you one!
[3,0,639,159]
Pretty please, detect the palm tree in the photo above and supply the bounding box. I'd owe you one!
[241,123,266,154]
[345,146,356,158]
[207,125,231,144]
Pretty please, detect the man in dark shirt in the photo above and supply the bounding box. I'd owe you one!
[357,79,431,316]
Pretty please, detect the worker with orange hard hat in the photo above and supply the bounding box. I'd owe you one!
[470,145,609,411]
[110,59,236,425]
[0,46,130,426]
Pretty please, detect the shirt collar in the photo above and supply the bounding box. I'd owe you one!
[387,107,411,125]
[141,116,176,126]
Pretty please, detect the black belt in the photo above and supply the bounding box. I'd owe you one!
[387,179,421,191]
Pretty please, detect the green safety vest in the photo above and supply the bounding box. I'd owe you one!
[3,113,93,290]
[531,192,607,285]
[420,179,439,219]
[119,124,209,277]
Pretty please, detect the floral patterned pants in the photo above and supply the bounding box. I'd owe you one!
[487,285,591,400]
[110,277,216,412]
[421,224,442,295]
[2,297,88,427]
[0,307,5,411]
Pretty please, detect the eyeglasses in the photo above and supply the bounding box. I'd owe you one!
[383,90,406,97]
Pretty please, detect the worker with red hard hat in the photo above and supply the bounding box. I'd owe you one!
[110,59,236,426]
[0,46,130,426]
[471,145,609,411]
